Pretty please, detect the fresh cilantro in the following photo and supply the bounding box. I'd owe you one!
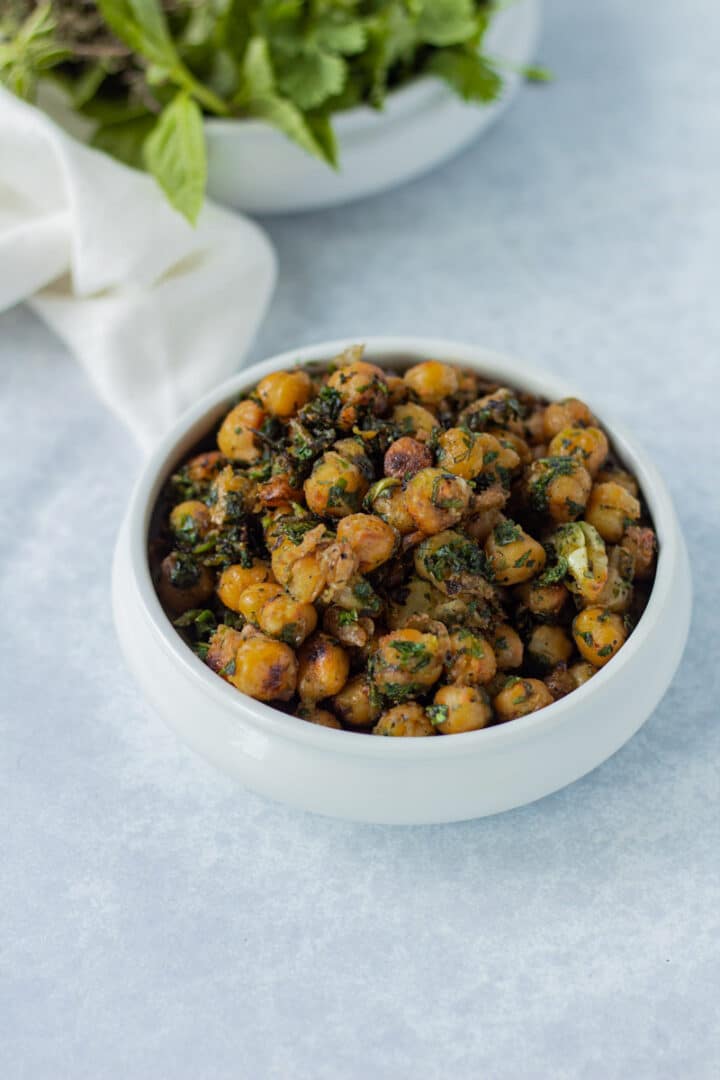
[426,704,449,727]
[390,640,431,671]
[597,644,614,657]
[493,519,522,546]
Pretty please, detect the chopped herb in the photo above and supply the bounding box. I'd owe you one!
[597,644,614,657]
[427,704,449,726]
[219,658,236,676]
[337,609,359,627]
[390,640,431,671]
[493,519,522,545]
[169,553,200,589]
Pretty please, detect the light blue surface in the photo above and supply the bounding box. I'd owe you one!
[2,0,719,1076]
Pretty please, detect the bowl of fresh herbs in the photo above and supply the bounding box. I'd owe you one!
[1,0,543,218]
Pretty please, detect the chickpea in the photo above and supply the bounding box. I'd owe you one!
[327,359,388,426]
[384,436,433,479]
[297,634,350,703]
[486,428,532,466]
[435,427,486,480]
[217,559,271,612]
[208,466,254,527]
[527,624,573,668]
[217,399,265,463]
[235,582,285,625]
[585,482,641,543]
[596,466,639,497]
[258,592,318,647]
[547,426,609,477]
[460,387,525,435]
[430,684,492,734]
[336,513,397,573]
[491,623,524,669]
[185,450,224,484]
[391,402,439,443]
[446,628,497,685]
[569,661,596,687]
[592,545,634,614]
[304,450,368,519]
[157,552,214,615]
[300,707,342,729]
[256,369,312,417]
[333,437,374,471]
[169,499,211,542]
[542,397,595,440]
[515,579,569,620]
[365,478,416,535]
[405,468,471,534]
[403,360,459,405]
[385,373,409,406]
[494,677,553,721]
[414,530,487,595]
[332,675,381,729]
[572,607,627,667]
[372,628,444,697]
[484,520,546,585]
[229,633,297,702]
[373,703,436,737]
[464,485,508,545]
[544,663,576,700]
[206,624,244,677]
[621,525,657,580]
[526,457,592,522]
[286,554,327,604]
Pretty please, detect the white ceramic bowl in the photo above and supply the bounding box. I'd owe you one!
[205,0,541,214]
[113,338,691,824]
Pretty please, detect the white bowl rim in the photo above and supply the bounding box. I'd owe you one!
[125,336,683,759]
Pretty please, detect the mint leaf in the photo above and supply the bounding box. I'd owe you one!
[97,0,178,69]
[277,47,347,110]
[427,48,502,102]
[144,92,207,224]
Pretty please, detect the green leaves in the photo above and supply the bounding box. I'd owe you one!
[427,48,502,102]
[416,0,479,47]
[144,92,207,225]
[0,3,69,99]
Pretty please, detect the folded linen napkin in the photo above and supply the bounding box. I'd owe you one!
[0,86,276,448]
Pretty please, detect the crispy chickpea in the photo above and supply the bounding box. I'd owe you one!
[205,624,244,677]
[304,450,368,519]
[256,369,312,418]
[405,468,471,534]
[258,592,318,647]
[327,359,388,420]
[430,684,492,734]
[372,628,444,696]
[336,513,397,573]
[592,545,634,614]
[391,402,439,443]
[487,428,532,466]
[414,530,488,596]
[491,623,524,669]
[297,634,350,703]
[185,450,224,484]
[569,661,596,687]
[373,703,436,737]
[460,387,525,436]
[435,428,486,480]
[526,457,592,523]
[621,525,657,580]
[332,674,381,729]
[365,478,416,535]
[229,634,297,702]
[385,373,409,406]
[446,628,497,686]
[596,466,639,497]
[484,520,546,585]
[208,466,254,527]
[493,677,553,722]
[542,397,595,439]
[217,399,265,463]
[169,499,211,542]
[403,360,459,405]
[527,624,574,669]
[515,579,569,620]
[473,432,522,482]
[286,554,328,604]
[300,707,342,729]
[157,552,214,615]
[384,436,432,479]
[585,482,641,543]
[547,426,609,477]
[236,582,285,625]
[217,560,271,612]
[544,663,576,700]
[333,438,374,471]
[572,606,627,667]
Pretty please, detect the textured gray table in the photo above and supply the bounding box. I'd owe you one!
[2,1,719,1076]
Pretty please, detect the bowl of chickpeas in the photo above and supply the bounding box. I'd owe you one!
[113,338,691,823]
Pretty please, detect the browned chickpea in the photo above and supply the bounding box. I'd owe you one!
[435,428,486,480]
[217,399,265,463]
[365,478,416,535]
[229,633,297,702]
[430,684,492,734]
[414,530,487,595]
[405,468,471,534]
[216,560,271,612]
[491,623,524,669]
[595,466,639,497]
[333,438,374,468]
[385,373,409,406]
[206,624,244,677]
[486,428,532,466]
[544,663,576,700]
[585,482,641,543]
[373,703,436,737]
[391,402,439,443]
[569,661,596,687]
[592,545,634,614]
[621,525,657,580]
[372,628,444,697]
[297,634,350,703]
[463,485,508,544]
[332,674,381,729]
[258,592,318,647]
[256,369,312,418]
[525,457,592,522]
[484,519,546,585]
[157,552,214,615]
[208,466,255,527]
[460,387,525,436]
[542,397,595,440]
[236,582,285,625]
[403,360,459,405]
[494,677,554,721]
[384,436,433,479]
[185,450,224,483]
[336,513,397,573]
[572,607,627,667]
[300,707,342,729]
[286,553,328,605]
[446,628,497,685]
[515,579,569,620]
[527,624,574,668]
[169,499,211,542]
[327,359,388,426]
[304,450,368,519]
[547,426,609,477]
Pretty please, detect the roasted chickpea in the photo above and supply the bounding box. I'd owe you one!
[464,485,508,544]
[256,369,312,417]
[373,703,436,737]
[621,525,657,580]
[405,468,471,534]
[332,674,381,729]
[446,628,497,685]
[544,663,576,700]
[569,661,596,687]
[216,560,271,612]
[391,402,439,443]
[592,545,634,614]
[493,677,553,721]
[206,624,244,677]
[300,707,342,729]
[585,482,641,543]
[286,554,327,604]
[487,428,532,466]
[372,628,444,697]
[542,397,595,439]
[572,607,627,667]
[217,399,265,463]
[403,360,459,405]
[208,466,254,527]
[484,519,546,585]
[230,633,298,702]
[258,592,318,647]
[385,373,409,406]
[547,426,609,477]
[235,582,285,625]
[185,450,224,484]
[384,436,433,479]
[491,623,524,669]
[525,457,592,522]
[365,478,416,535]
[414,530,487,595]
[527,624,573,669]
[304,450,368,519]
[336,513,397,573]
[435,427,487,480]
[430,684,492,734]
[327,359,388,425]
[460,387,525,435]
[595,466,639,497]
[515,579,569,620]
[157,552,214,615]
[297,634,350,703]
[169,499,211,542]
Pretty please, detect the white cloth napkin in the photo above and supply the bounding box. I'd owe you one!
[0,86,276,448]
